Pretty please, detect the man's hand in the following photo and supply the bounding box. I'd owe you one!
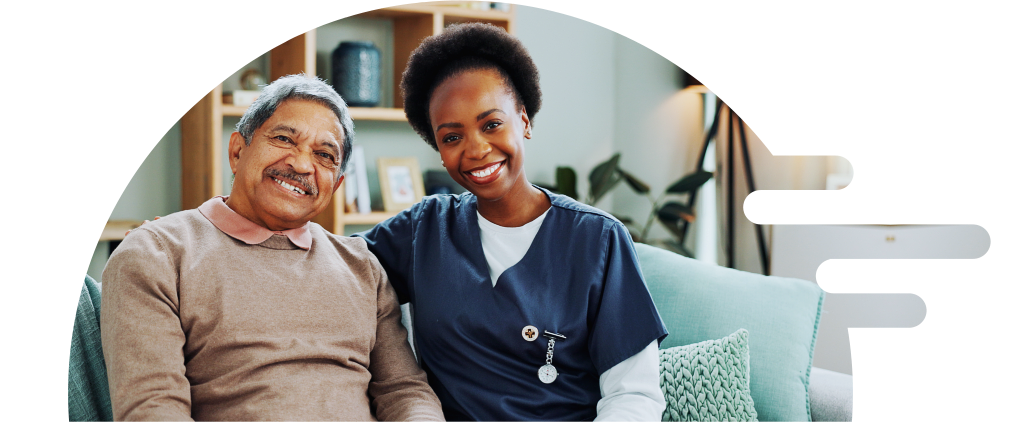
[124,216,160,236]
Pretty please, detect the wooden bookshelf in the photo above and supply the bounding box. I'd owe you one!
[221,104,407,121]
[180,2,515,234]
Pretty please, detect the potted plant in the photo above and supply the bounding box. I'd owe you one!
[552,153,712,257]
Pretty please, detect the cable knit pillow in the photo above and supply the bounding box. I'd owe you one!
[660,329,758,421]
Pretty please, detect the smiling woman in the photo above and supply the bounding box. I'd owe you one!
[354,23,668,421]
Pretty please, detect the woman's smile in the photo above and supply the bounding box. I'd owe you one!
[465,160,505,184]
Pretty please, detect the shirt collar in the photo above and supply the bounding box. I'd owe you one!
[198,196,312,250]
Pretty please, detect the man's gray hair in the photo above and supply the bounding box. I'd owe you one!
[236,74,355,173]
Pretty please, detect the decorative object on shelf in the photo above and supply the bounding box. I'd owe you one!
[224,90,260,106]
[331,41,381,107]
[240,68,266,91]
[377,157,425,213]
[222,68,268,106]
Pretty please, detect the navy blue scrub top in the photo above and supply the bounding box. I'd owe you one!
[355,189,667,421]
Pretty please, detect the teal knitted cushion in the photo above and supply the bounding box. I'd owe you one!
[69,275,112,421]
[660,329,758,422]
[636,243,824,421]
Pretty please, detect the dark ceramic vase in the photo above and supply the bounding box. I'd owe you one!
[331,41,381,107]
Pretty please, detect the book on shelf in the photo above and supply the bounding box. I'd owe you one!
[344,161,359,214]
[344,146,371,214]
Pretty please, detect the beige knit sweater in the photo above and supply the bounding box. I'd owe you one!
[101,208,443,421]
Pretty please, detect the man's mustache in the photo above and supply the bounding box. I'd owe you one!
[265,166,319,196]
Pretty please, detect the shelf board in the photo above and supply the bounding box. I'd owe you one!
[220,104,406,121]
[101,220,145,242]
[221,104,247,117]
[341,211,399,225]
[348,107,407,121]
[361,3,515,21]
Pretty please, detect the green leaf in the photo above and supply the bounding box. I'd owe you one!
[618,168,651,194]
[588,153,623,204]
[555,166,578,199]
[658,216,685,239]
[657,201,696,223]
[656,201,697,240]
[665,171,714,194]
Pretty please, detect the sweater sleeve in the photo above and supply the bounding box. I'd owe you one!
[366,255,444,421]
[101,228,193,421]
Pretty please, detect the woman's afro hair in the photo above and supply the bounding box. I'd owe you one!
[401,23,542,150]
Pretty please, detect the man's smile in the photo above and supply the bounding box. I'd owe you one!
[272,176,308,195]
[265,166,318,196]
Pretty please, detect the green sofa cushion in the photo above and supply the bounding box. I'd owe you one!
[660,328,758,421]
[69,275,112,421]
[636,244,824,422]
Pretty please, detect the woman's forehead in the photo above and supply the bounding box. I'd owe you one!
[430,69,518,120]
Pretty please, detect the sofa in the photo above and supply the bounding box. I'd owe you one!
[71,244,852,421]
[634,243,853,421]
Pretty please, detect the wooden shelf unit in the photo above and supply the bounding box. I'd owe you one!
[101,220,146,242]
[180,2,515,235]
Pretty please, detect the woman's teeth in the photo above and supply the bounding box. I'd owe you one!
[274,177,306,195]
[470,162,501,178]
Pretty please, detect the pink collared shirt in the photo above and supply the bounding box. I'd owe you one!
[197,196,313,250]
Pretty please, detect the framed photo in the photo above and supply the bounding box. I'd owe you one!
[377,157,426,213]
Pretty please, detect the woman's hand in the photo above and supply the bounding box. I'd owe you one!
[124,216,160,237]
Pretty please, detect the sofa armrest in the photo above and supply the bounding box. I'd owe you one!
[808,367,853,421]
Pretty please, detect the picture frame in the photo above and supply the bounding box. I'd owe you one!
[377,157,426,213]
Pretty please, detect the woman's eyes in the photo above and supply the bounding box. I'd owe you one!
[441,122,504,143]
[440,121,503,143]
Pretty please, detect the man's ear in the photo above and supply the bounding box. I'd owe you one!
[228,132,246,174]
[333,174,345,194]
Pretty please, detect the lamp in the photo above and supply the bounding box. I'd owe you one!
[682,71,766,276]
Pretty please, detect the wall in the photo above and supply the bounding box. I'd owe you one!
[609,33,704,243]
[86,123,182,282]
[514,6,617,210]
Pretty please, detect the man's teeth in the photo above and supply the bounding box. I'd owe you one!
[274,177,306,194]
[470,162,501,178]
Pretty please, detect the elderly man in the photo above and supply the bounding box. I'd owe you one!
[101,74,443,421]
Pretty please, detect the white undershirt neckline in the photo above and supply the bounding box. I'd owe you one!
[476,207,551,287]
